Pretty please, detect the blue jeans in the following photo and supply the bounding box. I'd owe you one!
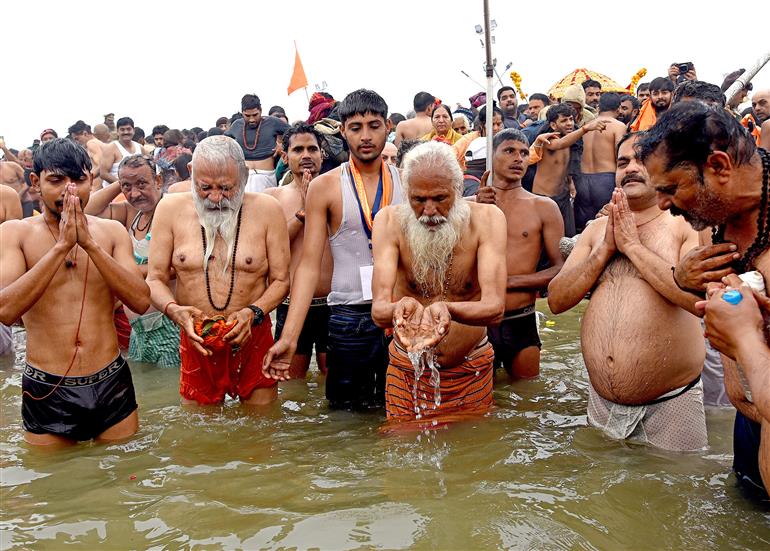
[326,305,389,410]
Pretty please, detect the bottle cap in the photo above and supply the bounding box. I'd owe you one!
[722,289,743,305]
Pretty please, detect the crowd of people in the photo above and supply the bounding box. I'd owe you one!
[1,61,770,500]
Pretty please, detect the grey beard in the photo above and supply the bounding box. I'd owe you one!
[399,200,470,296]
[192,188,244,274]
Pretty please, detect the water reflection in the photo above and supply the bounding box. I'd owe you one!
[2,303,770,549]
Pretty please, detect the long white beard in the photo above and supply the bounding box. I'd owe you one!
[399,199,470,296]
[192,187,244,274]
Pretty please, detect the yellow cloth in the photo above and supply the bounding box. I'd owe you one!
[421,128,463,145]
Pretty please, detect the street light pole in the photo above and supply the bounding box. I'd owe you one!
[483,0,494,176]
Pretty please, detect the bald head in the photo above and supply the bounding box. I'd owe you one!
[752,89,770,123]
[93,124,111,143]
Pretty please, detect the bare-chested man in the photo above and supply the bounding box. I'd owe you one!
[476,129,564,378]
[85,154,180,368]
[577,93,627,231]
[0,139,150,445]
[531,104,607,236]
[548,132,707,452]
[264,123,332,378]
[752,89,770,150]
[0,184,22,355]
[639,102,770,491]
[225,94,290,193]
[264,89,405,411]
[94,124,112,144]
[0,155,25,196]
[394,92,435,147]
[68,120,104,191]
[100,117,143,185]
[370,141,506,420]
[147,136,290,406]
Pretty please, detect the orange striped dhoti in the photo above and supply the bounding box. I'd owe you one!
[385,338,495,421]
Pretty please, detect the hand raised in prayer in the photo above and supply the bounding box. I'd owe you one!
[58,184,79,250]
[600,201,616,257]
[262,338,295,381]
[611,189,641,253]
[223,308,255,348]
[70,185,96,251]
[393,296,426,352]
[673,243,739,293]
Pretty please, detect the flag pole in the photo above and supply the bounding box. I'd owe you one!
[724,51,770,105]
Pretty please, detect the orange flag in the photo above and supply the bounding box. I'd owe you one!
[287,42,308,96]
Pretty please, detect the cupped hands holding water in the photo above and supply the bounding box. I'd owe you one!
[393,297,450,352]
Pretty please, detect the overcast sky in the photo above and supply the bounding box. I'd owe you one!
[2,0,769,147]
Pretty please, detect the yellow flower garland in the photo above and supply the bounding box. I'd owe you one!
[627,68,647,91]
[509,71,528,101]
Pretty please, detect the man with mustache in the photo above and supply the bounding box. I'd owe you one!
[0,139,150,444]
[147,136,290,406]
[263,89,405,411]
[548,133,707,451]
[264,123,331,379]
[640,102,770,492]
[476,129,565,379]
[85,154,180,368]
[370,141,507,421]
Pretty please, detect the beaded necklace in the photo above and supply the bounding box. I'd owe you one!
[242,119,262,151]
[201,209,243,311]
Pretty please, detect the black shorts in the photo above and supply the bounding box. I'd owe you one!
[274,298,331,356]
[733,410,767,497]
[488,305,542,371]
[22,355,138,441]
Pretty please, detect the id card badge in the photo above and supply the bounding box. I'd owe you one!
[359,265,374,301]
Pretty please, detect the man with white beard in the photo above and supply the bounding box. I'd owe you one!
[370,142,507,421]
[147,136,290,406]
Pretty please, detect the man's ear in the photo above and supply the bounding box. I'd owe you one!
[705,150,733,185]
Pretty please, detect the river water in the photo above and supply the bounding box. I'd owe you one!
[1,301,769,550]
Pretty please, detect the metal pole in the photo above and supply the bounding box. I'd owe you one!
[724,52,770,105]
[483,0,494,177]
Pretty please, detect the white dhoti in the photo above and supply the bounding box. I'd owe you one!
[245,169,277,193]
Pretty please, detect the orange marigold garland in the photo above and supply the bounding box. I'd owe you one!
[627,68,647,92]
[509,71,527,101]
[194,316,236,351]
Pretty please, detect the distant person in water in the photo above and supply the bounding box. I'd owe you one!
[370,141,506,421]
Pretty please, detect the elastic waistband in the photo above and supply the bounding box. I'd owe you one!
[282,297,328,307]
[502,304,535,320]
[644,376,701,406]
[393,336,490,357]
[330,304,372,314]
[23,355,126,387]
[248,168,275,175]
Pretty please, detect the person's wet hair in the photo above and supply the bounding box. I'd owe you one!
[598,92,622,112]
[282,122,325,152]
[616,131,642,157]
[413,91,436,112]
[338,89,388,125]
[547,103,576,124]
[116,117,134,128]
[67,120,91,136]
[672,80,725,107]
[241,94,261,111]
[174,153,192,180]
[119,153,157,175]
[493,128,530,150]
[638,101,756,172]
[32,138,92,178]
[396,139,421,168]
[619,94,640,110]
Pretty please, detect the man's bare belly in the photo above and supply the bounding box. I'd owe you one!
[505,290,537,311]
[582,269,704,405]
[433,322,487,368]
[246,159,275,171]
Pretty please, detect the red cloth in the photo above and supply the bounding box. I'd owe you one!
[307,93,336,124]
[180,319,276,404]
[113,306,131,350]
